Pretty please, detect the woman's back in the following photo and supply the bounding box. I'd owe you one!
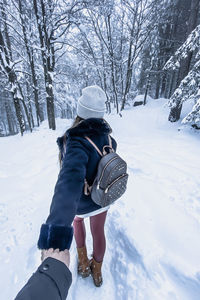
[57,117,117,215]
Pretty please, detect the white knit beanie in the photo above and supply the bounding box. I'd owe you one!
[77,85,106,119]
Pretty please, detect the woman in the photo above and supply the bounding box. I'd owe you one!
[38,85,117,287]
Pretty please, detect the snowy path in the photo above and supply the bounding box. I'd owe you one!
[1,99,200,300]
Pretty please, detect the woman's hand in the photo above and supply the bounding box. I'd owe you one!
[41,248,70,268]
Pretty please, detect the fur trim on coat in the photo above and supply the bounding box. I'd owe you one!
[57,118,112,153]
[38,224,73,251]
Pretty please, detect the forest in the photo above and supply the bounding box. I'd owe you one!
[0,0,200,136]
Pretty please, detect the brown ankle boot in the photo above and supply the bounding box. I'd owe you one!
[77,246,91,278]
[90,258,103,287]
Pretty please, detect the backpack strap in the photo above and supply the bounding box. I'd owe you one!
[85,135,114,157]
[85,136,103,157]
[108,135,112,147]
[103,135,113,155]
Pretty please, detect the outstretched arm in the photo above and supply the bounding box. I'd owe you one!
[15,255,72,300]
[38,137,89,251]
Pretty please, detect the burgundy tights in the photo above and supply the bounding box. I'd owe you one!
[73,211,107,263]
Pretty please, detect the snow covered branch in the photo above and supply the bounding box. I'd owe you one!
[164,25,200,71]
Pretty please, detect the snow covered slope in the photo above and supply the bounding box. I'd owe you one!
[1,98,200,300]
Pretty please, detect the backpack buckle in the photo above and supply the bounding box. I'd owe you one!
[102,145,114,156]
[84,179,92,196]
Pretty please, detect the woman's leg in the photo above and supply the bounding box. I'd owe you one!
[73,216,86,248]
[73,216,90,277]
[89,211,107,263]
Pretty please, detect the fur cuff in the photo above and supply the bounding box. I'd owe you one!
[38,224,73,250]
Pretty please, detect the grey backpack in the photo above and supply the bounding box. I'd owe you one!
[84,135,128,207]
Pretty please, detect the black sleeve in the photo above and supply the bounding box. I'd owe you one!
[15,258,72,300]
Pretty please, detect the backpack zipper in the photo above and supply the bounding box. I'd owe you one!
[97,156,119,189]
[105,173,128,193]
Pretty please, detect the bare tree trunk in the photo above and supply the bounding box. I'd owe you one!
[155,74,160,99]
[5,100,14,134]
[106,15,119,114]
[0,30,25,135]
[26,80,35,128]
[88,12,110,111]
[121,23,134,111]
[18,84,32,132]
[33,0,56,130]
[144,74,151,105]
[100,42,110,112]
[18,0,42,126]
[12,91,25,135]
[46,69,56,129]
[161,73,167,98]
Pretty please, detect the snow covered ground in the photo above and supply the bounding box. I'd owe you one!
[1,98,200,300]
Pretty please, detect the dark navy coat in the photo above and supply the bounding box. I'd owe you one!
[38,118,117,251]
[15,258,72,300]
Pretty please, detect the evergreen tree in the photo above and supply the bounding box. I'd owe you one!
[165,25,200,128]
